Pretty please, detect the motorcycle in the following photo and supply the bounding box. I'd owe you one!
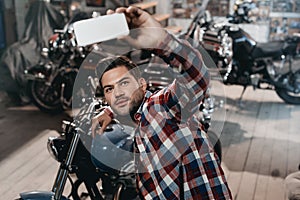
[24,12,104,114]
[227,0,257,24]
[19,78,139,199]
[188,8,300,104]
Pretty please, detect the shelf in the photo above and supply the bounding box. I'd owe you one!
[152,13,171,22]
[130,1,158,10]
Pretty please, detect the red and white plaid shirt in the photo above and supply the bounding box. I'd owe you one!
[107,33,232,199]
[134,34,232,200]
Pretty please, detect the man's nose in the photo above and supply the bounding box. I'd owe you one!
[113,85,125,97]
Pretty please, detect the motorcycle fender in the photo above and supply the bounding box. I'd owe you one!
[19,191,69,200]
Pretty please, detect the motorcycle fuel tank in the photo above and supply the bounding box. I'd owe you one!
[19,191,68,200]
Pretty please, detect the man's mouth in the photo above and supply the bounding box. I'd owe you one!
[115,98,129,107]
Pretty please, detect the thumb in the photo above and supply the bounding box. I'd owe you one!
[99,121,109,134]
[91,122,97,138]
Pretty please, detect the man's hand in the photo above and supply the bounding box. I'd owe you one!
[91,110,112,137]
[106,6,168,49]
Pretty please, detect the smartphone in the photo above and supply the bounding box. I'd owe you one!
[73,13,129,46]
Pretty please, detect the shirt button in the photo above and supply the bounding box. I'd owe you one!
[134,113,141,122]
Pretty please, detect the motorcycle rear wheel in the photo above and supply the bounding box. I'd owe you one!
[275,88,300,104]
[275,70,300,105]
[28,80,63,114]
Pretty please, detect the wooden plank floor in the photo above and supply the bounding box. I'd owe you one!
[218,84,300,200]
[0,83,300,199]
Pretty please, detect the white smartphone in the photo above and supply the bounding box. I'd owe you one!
[73,13,129,46]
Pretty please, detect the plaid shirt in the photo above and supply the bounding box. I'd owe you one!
[133,34,232,200]
[105,34,232,199]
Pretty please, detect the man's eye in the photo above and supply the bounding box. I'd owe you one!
[120,81,129,87]
[104,88,113,94]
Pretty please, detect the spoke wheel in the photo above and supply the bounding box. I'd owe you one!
[275,70,300,104]
[29,78,63,114]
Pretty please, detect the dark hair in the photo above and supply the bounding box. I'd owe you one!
[96,55,141,96]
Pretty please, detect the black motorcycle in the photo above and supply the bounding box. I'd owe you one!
[187,9,300,104]
[19,88,139,200]
[227,0,257,24]
[24,12,104,113]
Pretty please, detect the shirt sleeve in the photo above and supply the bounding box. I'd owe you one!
[152,33,210,115]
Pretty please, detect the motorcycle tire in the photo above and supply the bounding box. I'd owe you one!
[275,88,300,105]
[275,70,300,105]
[28,79,63,114]
[207,130,222,163]
[113,184,124,200]
[113,183,139,200]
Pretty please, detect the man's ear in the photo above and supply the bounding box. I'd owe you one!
[139,78,147,91]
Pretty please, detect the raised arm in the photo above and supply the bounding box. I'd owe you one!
[152,33,210,115]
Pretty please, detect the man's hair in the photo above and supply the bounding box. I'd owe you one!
[96,55,142,96]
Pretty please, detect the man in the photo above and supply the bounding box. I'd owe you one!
[92,6,232,199]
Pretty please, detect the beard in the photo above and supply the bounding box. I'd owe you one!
[129,86,145,122]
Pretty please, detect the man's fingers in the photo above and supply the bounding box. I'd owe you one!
[126,6,143,17]
[115,7,127,13]
[106,9,114,15]
[91,123,97,138]
[99,121,109,134]
[91,116,102,137]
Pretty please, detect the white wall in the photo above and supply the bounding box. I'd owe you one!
[156,0,172,15]
[238,23,270,43]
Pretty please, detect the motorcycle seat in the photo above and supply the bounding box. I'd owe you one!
[252,41,285,59]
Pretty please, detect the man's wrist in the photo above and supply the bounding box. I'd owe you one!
[154,33,175,54]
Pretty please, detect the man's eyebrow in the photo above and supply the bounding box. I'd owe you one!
[116,77,131,84]
[103,76,131,89]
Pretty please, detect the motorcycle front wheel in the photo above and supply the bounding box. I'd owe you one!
[28,79,63,114]
[113,183,139,200]
[275,70,300,105]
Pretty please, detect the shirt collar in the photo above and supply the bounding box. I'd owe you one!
[134,90,152,122]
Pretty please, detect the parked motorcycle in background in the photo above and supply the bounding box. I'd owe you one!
[188,7,300,104]
[24,12,106,113]
[227,0,259,24]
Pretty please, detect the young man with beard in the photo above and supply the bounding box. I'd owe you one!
[92,6,232,200]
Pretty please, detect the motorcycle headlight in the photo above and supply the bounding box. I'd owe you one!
[47,136,59,161]
[47,136,67,162]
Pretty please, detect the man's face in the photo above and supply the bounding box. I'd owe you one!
[101,66,146,116]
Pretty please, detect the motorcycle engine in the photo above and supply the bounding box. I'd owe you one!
[201,28,233,76]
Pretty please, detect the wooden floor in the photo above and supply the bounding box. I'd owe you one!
[0,83,300,199]
[219,84,300,200]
